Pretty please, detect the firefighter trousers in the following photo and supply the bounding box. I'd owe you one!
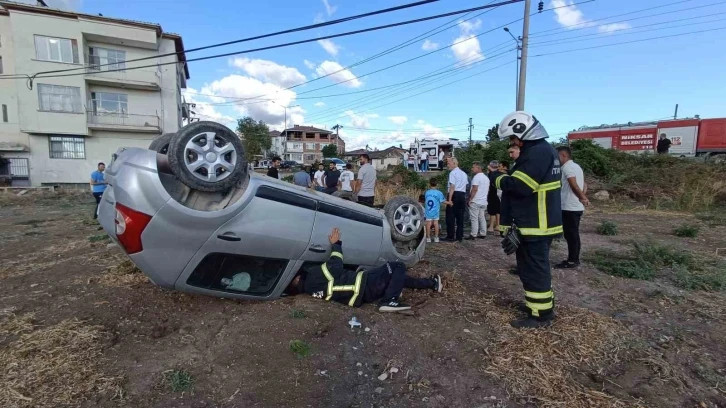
[362,262,434,303]
[515,238,555,320]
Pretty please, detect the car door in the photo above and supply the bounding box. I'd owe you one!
[301,199,384,268]
[174,184,316,299]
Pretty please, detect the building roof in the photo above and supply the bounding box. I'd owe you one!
[344,149,368,157]
[282,125,332,134]
[0,0,190,80]
[269,130,282,137]
[367,146,406,159]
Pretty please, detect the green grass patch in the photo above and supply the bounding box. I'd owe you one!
[673,224,699,238]
[14,219,44,226]
[88,234,110,242]
[164,369,193,392]
[695,212,726,227]
[596,220,618,236]
[587,242,725,291]
[289,309,306,319]
[289,340,311,358]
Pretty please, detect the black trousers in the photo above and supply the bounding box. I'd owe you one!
[357,195,374,207]
[92,192,103,219]
[323,186,338,194]
[516,239,555,320]
[362,262,433,303]
[445,191,466,240]
[438,160,444,170]
[562,210,583,263]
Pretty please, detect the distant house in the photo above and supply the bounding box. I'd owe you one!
[366,146,408,171]
[342,149,368,161]
[268,130,286,158]
[280,125,346,164]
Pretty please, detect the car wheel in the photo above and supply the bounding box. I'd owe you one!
[384,196,424,242]
[149,132,176,154]
[167,121,247,192]
[333,190,357,202]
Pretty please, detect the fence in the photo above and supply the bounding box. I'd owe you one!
[87,111,160,129]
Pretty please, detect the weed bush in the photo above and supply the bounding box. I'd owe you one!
[165,369,193,392]
[673,224,699,238]
[596,220,618,236]
[289,340,311,358]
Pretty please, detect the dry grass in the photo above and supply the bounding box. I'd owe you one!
[375,183,422,205]
[0,316,123,407]
[97,259,148,287]
[461,295,679,408]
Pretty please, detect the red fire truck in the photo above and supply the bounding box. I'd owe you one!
[567,117,726,158]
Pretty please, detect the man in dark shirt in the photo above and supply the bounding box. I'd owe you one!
[657,133,672,154]
[322,161,341,194]
[266,157,281,179]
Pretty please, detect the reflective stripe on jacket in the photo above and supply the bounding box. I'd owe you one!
[303,241,367,307]
[495,139,563,239]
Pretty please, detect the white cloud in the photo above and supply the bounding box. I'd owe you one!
[229,58,305,88]
[318,39,341,57]
[17,0,81,10]
[345,110,371,128]
[550,0,589,29]
[315,60,363,88]
[413,120,452,138]
[304,60,316,70]
[388,116,408,125]
[314,102,326,107]
[598,23,631,33]
[422,40,439,51]
[314,13,326,24]
[200,75,305,130]
[459,19,482,33]
[322,0,337,16]
[365,113,379,119]
[339,129,412,151]
[182,88,235,127]
[451,34,484,64]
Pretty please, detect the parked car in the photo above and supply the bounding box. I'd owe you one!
[99,121,425,301]
[323,157,346,171]
[281,160,300,169]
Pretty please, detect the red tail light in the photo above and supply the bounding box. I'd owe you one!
[114,203,152,254]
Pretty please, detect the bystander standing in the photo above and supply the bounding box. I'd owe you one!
[466,162,489,240]
[90,162,107,220]
[266,157,281,179]
[555,146,589,269]
[445,157,467,242]
[339,163,355,192]
[313,164,326,192]
[486,160,502,234]
[293,166,312,187]
[355,154,377,206]
[322,161,340,194]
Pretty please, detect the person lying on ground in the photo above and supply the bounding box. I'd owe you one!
[284,228,443,312]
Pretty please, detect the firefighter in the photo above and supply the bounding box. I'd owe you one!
[494,111,562,329]
[284,228,443,312]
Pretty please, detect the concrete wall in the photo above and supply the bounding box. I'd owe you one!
[0,7,185,186]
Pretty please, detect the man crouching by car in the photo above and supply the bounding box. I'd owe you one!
[285,228,442,312]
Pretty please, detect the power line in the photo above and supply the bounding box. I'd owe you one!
[0,0,439,79]
[3,0,525,83]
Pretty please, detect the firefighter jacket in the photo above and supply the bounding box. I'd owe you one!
[303,241,367,307]
[495,139,563,240]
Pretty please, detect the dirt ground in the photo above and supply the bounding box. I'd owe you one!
[1,191,725,408]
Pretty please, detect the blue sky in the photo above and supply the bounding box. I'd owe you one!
[46,0,726,149]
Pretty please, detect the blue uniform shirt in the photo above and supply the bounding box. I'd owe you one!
[91,170,106,194]
[424,189,446,220]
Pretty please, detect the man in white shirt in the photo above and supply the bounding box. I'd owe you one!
[465,162,489,240]
[420,150,429,172]
[355,153,377,207]
[412,152,419,172]
[339,163,355,192]
[438,150,445,170]
[313,164,326,192]
[555,146,589,269]
[403,151,410,170]
[445,157,468,242]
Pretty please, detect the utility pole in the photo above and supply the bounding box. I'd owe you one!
[332,124,343,156]
[503,27,522,110]
[468,118,474,147]
[674,104,679,120]
[517,0,531,111]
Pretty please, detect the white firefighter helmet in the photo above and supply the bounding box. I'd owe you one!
[498,111,549,141]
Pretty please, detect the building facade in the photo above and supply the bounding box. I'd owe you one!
[281,125,345,164]
[0,1,189,187]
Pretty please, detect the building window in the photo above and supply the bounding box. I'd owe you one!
[34,35,78,64]
[0,56,3,74]
[38,84,82,113]
[87,47,126,71]
[305,133,315,139]
[2,104,7,123]
[290,153,303,162]
[287,142,302,150]
[91,92,127,115]
[304,154,316,161]
[49,136,85,159]
[305,143,316,150]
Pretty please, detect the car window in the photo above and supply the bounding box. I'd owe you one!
[186,253,288,296]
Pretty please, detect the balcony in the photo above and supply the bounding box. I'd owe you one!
[84,54,161,91]
[87,111,161,134]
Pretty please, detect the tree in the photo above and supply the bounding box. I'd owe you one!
[236,117,271,162]
[321,143,339,158]
[486,124,499,142]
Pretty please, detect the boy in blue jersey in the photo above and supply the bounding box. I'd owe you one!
[424,179,450,243]
[90,162,107,220]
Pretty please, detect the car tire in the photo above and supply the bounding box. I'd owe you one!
[333,190,357,202]
[167,121,247,192]
[384,195,424,242]
[149,132,176,155]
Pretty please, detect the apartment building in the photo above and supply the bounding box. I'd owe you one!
[0,1,189,187]
[268,130,286,157]
[281,125,345,164]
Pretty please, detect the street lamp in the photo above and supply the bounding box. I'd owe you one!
[269,100,300,131]
[503,27,522,110]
